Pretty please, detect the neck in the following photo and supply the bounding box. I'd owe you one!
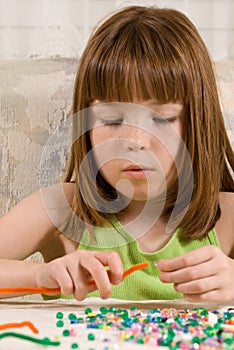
[116,198,168,239]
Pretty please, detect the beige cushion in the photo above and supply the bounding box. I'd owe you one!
[0,59,233,215]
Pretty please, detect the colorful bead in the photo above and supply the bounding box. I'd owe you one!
[68,313,77,321]
[58,304,234,348]
[62,329,70,337]
[84,308,92,315]
[56,320,64,328]
[70,329,77,337]
[87,333,95,341]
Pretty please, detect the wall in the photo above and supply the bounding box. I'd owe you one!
[0,0,233,60]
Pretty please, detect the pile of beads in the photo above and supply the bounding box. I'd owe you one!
[56,306,234,349]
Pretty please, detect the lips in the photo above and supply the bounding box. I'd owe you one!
[124,164,152,171]
[122,164,153,179]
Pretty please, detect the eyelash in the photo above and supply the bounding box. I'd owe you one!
[101,118,123,126]
[101,116,177,126]
[153,116,177,124]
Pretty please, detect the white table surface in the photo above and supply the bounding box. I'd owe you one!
[0,298,233,350]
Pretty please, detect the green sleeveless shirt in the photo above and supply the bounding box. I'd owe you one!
[53,214,219,301]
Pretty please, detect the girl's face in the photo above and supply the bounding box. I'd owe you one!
[89,100,184,202]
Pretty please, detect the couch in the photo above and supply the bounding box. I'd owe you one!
[0,58,78,215]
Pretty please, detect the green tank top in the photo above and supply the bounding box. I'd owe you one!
[43,215,220,301]
[76,214,220,300]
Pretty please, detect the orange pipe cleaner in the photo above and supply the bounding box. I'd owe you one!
[0,321,39,333]
[0,262,149,295]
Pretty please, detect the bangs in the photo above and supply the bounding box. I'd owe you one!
[86,19,191,105]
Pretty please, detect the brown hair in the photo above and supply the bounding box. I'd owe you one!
[64,6,234,239]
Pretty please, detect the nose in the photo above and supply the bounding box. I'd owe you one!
[126,126,150,151]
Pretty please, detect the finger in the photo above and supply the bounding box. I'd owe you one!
[156,245,218,272]
[174,275,222,295]
[184,289,224,303]
[80,256,113,299]
[159,259,218,284]
[52,266,75,296]
[67,264,90,301]
[94,251,123,285]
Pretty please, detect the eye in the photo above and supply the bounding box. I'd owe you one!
[153,116,177,124]
[101,118,123,126]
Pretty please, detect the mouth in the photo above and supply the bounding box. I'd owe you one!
[123,164,153,178]
[124,164,152,171]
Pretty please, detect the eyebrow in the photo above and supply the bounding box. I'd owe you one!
[148,101,184,115]
[91,103,123,114]
[146,99,160,105]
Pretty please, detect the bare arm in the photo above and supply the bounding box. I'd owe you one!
[215,192,234,257]
[0,182,75,260]
[157,192,234,302]
[0,183,76,293]
[0,183,123,300]
[0,251,123,300]
[0,259,42,297]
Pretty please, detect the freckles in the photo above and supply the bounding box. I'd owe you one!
[91,129,117,147]
[90,133,106,151]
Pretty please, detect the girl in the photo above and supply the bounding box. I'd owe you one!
[0,6,233,302]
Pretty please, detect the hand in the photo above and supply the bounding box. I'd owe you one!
[36,250,123,301]
[156,245,234,302]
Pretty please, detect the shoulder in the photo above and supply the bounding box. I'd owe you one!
[10,182,75,208]
[215,192,234,256]
[2,182,75,234]
[0,183,77,260]
[218,192,234,222]
[39,182,75,206]
[61,182,75,204]
[38,182,75,227]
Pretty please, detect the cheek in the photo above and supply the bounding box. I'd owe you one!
[90,129,118,171]
[90,128,108,147]
[157,122,183,159]
[154,137,182,180]
[96,160,121,192]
